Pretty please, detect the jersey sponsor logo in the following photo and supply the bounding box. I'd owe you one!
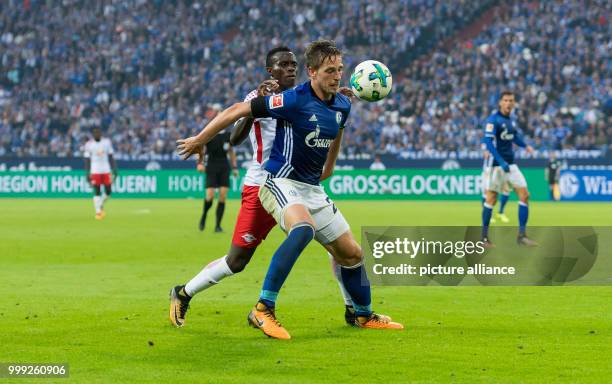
[500,127,514,141]
[270,94,284,109]
[485,123,494,132]
[305,127,333,148]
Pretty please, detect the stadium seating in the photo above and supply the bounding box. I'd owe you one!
[0,0,609,159]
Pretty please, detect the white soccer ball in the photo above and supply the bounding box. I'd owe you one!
[349,60,393,102]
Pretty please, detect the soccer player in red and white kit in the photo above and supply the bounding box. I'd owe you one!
[170,47,357,327]
[84,127,118,220]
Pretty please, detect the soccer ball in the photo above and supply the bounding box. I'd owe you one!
[349,60,393,102]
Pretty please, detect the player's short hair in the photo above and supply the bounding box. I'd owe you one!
[266,46,292,67]
[499,90,515,100]
[304,39,342,70]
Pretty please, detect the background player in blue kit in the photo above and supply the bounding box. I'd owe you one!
[481,146,512,224]
[481,91,538,247]
[177,40,403,339]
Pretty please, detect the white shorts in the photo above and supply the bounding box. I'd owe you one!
[488,164,527,193]
[482,167,511,195]
[481,168,492,195]
[258,175,350,244]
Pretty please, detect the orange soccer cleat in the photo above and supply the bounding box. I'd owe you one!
[169,285,191,327]
[247,302,291,340]
[357,313,404,330]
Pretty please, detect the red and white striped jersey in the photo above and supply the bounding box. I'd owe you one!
[238,89,277,187]
[83,138,113,174]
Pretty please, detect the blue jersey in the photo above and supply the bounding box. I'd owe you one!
[251,81,351,185]
[483,111,521,166]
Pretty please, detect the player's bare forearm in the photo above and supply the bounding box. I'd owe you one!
[196,102,252,143]
[321,129,344,181]
[230,117,254,146]
[177,101,252,160]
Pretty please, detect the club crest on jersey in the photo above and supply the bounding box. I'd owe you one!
[270,94,284,109]
[336,112,342,125]
[241,233,256,244]
[305,126,333,148]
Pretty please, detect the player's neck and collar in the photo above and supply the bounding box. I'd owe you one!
[308,81,335,105]
[498,110,511,118]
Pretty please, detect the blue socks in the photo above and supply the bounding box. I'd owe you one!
[499,192,509,214]
[518,202,529,235]
[259,223,315,308]
[340,262,372,316]
[258,221,372,318]
[482,203,493,238]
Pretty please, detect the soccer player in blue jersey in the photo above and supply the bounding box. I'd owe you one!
[169,46,358,329]
[481,91,538,247]
[178,40,403,339]
[481,147,511,224]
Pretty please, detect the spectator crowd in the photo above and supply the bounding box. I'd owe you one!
[0,0,609,159]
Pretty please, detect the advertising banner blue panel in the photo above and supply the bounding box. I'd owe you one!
[558,170,612,201]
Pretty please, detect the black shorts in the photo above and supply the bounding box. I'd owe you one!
[206,166,230,188]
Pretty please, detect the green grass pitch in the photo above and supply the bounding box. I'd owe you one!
[1,199,610,383]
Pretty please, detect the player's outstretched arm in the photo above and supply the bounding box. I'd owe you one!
[321,128,344,181]
[230,117,254,146]
[230,80,279,146]
[177,101,252,160]
[513,134,535,155]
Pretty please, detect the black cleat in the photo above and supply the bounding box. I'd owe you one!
[169,285,191,327]
[344,305,358,327]
[215,226,223,233]
[517,234,538,247]
[198,215,206,231]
